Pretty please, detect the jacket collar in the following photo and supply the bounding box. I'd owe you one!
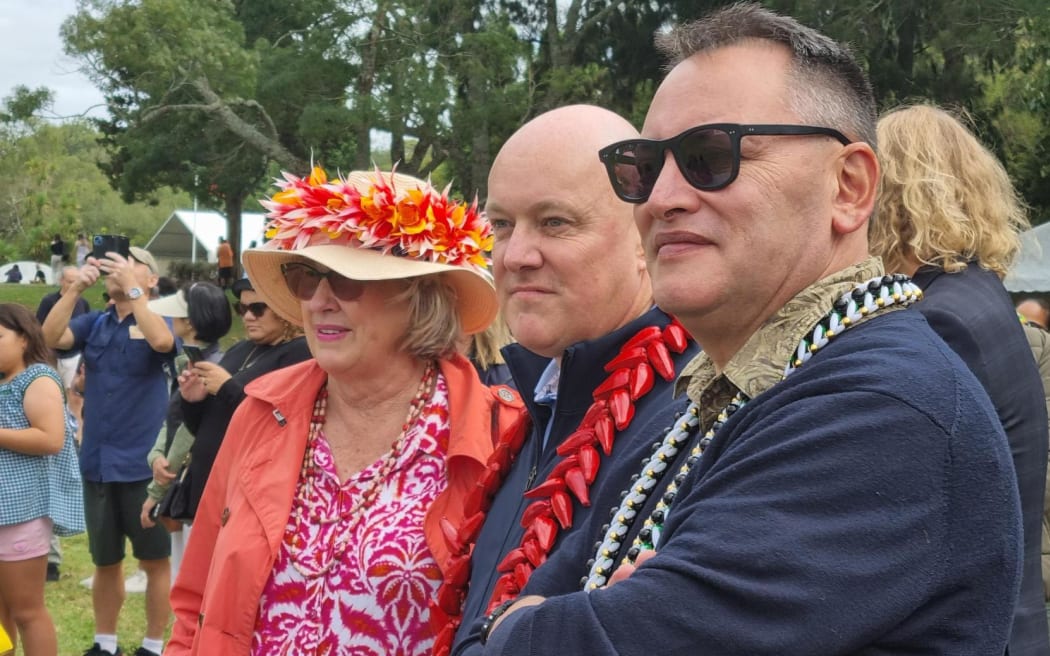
[242,354,512,469]
[503,307,674,422]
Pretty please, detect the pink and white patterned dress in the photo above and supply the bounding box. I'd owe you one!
[252,374,451,656]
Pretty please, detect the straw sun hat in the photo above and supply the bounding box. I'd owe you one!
[242,168,498,335]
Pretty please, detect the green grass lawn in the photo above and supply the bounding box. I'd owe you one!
[34,534,155,656]
[1,281,246,654]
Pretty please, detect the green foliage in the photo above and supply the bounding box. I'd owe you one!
[63,0,257,99]
[0,118,188,262]
[37,0,1050,224]
[0,86,55,126]
[166,258,218,283]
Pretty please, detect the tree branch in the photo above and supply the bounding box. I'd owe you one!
[190,77,306,172]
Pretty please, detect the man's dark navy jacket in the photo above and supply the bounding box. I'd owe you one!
[452,307,699,652]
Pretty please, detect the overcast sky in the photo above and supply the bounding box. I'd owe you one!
[1,0,106,119]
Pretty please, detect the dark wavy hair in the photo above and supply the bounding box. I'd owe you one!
[0,303,53,369]
[185,282,233,344]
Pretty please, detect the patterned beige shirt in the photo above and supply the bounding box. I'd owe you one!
[675,257,887,432]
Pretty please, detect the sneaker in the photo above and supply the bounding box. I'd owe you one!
[46,562,60,582]
[124,569,148,593]
[132,648,160,656]
[82,644,123,656]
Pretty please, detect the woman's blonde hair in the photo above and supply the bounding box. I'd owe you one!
[396,275,463,361]
[871,103,1029,278]
[469,311,513,369]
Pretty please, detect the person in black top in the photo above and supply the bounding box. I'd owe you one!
[36,266,91,389]
[871,103,1050,656]
[176,277,311,518]
[49,234,65,284]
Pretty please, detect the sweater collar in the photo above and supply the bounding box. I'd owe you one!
[503,306,675,421]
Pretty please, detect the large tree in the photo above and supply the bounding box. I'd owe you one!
[59,0,1049,231]
[0,88,185,263]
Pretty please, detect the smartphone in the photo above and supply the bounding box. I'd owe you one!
[92,234,131,261]
[182,345,204,364]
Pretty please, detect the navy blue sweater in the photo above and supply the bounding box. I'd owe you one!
[912,263,1050,656]
[477,310,1021,655]
[452,308,699,651]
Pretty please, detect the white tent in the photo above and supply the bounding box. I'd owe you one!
[144,210,267,274]
[0,260,54,285]
[1005,223,1050,292]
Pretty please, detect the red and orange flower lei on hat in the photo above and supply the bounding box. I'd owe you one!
[260,166,493,272]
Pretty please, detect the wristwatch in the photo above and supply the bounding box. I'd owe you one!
[479,599,516,645]
[127,286,144,300]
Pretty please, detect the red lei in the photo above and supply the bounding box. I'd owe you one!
[428,319,690,656]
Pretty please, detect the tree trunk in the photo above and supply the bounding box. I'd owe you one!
[353,0,387,169]
[896,6,918,79]
[224,193,245,279]
[468,68,490,200]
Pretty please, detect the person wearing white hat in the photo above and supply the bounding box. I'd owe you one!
[137,282,232,583]
[167,168,528,656]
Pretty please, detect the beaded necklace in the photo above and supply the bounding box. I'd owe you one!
[427,318,692,656]
[583,274,923,590]
[286,361,436,578]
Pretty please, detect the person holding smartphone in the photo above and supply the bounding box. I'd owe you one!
[139,283,232,582]
[39,245,176,656]
[172,276,311,528]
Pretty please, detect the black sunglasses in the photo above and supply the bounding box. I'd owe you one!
[234,301,269,317]
[598,123,852,203]
[280,262,366,302]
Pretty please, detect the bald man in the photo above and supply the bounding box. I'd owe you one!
[449,105,699,652]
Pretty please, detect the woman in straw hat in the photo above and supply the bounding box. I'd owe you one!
[167,168,528,656]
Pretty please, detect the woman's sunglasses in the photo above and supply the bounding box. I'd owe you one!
[234,301,269,317]
[280,262,366,302]
[598,123,851,203]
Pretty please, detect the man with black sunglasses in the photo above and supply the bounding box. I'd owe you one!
[471,4,1022,655]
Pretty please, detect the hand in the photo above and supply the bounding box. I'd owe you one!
[192,361,233,396]
[178,368,207,402]
[158,515,183,533]
[140,498,158,529]
[89,252,138,296]
[152,456,176,485]
[606,549,656,587]
[71,263,100,294]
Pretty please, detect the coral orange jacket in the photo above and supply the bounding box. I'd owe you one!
[166,355,526,655]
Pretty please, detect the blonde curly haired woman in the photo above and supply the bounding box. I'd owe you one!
[871,103,1049,654]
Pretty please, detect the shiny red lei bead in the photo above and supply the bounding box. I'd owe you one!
[483,318,690,613]
[427,319,690,656]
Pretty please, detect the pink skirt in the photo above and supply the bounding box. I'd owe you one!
[0,517,52,561]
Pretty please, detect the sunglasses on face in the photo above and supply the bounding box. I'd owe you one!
[280,262,366,302]
[598,123,852,203]
[234,301,269,317]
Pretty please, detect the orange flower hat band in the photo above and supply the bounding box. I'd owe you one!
[259,166,494,272]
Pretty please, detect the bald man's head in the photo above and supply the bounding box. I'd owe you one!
[491,105,638,201]
[486,105,652,357]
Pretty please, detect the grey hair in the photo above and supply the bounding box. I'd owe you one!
[655,2,877,149]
